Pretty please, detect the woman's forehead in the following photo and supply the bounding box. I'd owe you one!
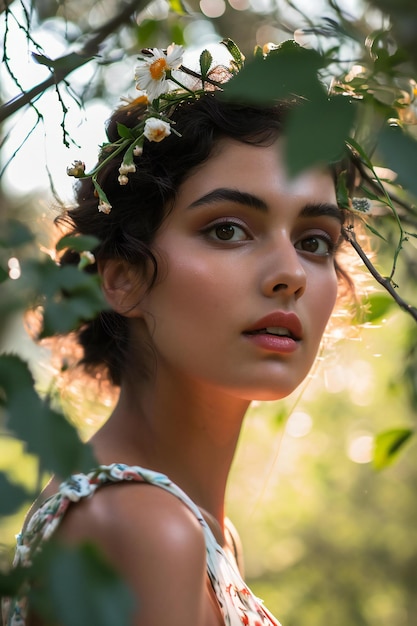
[175,137,337,209]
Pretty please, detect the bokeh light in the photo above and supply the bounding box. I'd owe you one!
[200,0,227,18]
[285,411,313,438]
[347,433,374,464]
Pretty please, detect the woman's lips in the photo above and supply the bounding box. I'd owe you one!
[243,332,299,353]
[243,311,303,354]
[244,311,303,340]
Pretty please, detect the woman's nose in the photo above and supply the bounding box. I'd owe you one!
[260,237,307,299]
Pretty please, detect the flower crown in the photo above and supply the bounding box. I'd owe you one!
[66,39,245,215]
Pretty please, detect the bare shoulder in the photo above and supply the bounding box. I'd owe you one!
[58,480,205,553]
[56,482,222,626]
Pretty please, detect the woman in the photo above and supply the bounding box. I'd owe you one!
[3,44,352,626]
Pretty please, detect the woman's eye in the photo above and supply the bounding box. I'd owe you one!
[206,222,249,242]
[295,235,334,256]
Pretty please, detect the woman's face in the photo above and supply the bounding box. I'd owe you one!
[136,138,342,401]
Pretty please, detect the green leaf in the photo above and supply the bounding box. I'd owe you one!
[19,256,106,337]
[169,22,186,47]
[56,235,100,253]
[31,543,135,626]
[0,354,96,476]
[336,171,351,210]
[199,50,213,80]
[0,264,8,283]
[0,219,34,248]
[359,185,384,202]
[167,0,190,15]
[220,39,245,70]
[378,125,417,197]
[373,428,413,470]
[92,180,112,206]
[223,43,324,104]
[285,96,356,176]
[137,19,159,45]
[0,566,28,597]
[117,123,133,140]
[364,222,388,242]
[347,136,377,170]
[41,276,105,338]
[0,471,33,515]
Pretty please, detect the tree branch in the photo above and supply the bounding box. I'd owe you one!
[0,0,148,123]
[343,226,417,323]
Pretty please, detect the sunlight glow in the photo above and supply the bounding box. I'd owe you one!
[285,411,313,438]
[324,360,375,405]
[347,433,374,464]
[256,25,282,47]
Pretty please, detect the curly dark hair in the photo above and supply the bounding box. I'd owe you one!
[57,92,353,386]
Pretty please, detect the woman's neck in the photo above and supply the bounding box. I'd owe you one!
[91,369,250,530]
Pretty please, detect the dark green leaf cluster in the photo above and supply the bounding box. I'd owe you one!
[223,42,356,175]
[1,541,134,626]
[0,221,130,624]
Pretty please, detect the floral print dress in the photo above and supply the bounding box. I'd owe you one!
[2,464,282,626]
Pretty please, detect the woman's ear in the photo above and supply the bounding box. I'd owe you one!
[98,259,145,318]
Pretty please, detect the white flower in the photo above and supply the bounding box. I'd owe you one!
[80,251,95,265]
[134,44,184,101]
[98,201,112,214]
[119,163,136,175]
[133,145,143,157]
[144,117,171,143]
[118,163,136,185]
[59,474,93,502]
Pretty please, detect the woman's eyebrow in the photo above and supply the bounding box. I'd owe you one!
[188,189,343,224]
[300,202,344,224]
[188,188,268,211]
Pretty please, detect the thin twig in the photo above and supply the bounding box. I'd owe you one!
[343,226,417,323]
[0,0,148,123]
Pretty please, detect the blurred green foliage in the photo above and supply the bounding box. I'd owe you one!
[229,311,417,626]
[30,541,135,626]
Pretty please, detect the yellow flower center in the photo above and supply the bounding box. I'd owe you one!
[132,95,149,106]
[150,58,168,80]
